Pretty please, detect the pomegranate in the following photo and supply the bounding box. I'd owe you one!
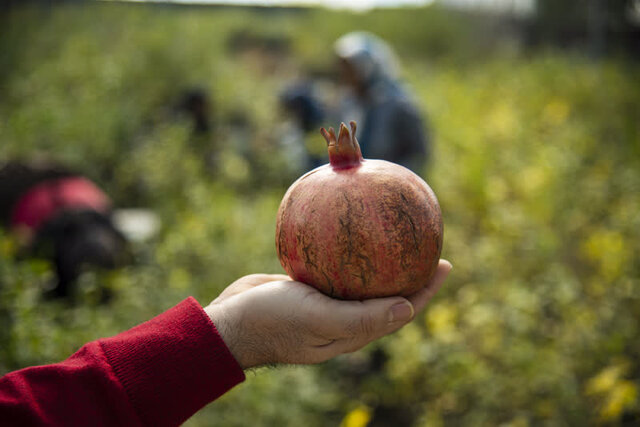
[276,121,443,300]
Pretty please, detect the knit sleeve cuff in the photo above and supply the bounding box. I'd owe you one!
[99,297,245,426]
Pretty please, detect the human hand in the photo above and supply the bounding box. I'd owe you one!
[204,260,452,369]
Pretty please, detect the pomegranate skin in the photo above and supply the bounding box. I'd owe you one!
[276,124,443,300]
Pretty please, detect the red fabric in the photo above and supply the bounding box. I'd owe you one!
[10,177,111,230]
[0,297,246,426]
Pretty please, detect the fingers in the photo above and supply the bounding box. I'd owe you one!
[308,260,452,360]
[312,295,413,355]
[318,260,452,340]
[238,273,292,285]
[315,302,411,357]
[216,274,293,300]
[406,259,452,313]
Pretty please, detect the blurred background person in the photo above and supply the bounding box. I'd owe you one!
[174,87,219,171]
[278,32,431,175]
[278,81,327,175]
[0,161,128,300]
[176,87,212,137]
[333,32,430,174]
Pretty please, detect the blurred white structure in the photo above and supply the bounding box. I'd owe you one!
[112,209,161,242]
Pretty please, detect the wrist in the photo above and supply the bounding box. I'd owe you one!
[205,303,259,370]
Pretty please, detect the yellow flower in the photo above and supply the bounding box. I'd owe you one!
[600,381,638,421]
[586,364,627,396]
[341,405,372,427]
[586,361,638,421]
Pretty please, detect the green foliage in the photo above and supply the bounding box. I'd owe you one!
[1,3,639,426]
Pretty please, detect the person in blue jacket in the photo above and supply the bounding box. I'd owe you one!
[334,31,430,174]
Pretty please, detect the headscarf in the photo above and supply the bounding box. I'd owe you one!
[334,32,401,94]
[332,32,429,173]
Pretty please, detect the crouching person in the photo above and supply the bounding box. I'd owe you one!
[0,161,128,299]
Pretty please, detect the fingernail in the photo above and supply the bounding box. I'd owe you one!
[389,301,414,323]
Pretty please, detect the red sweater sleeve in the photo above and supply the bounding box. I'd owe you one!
[0,297,246,426]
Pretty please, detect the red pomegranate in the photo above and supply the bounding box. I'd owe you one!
[276,121,443,300]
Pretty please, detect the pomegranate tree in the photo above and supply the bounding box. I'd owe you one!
[276,121,443,300]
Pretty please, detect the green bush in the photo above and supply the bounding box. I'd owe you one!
[0,3,638,425]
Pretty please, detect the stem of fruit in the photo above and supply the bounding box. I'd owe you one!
[321,121,364,170]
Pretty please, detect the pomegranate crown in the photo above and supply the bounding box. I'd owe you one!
[320,121,364,169]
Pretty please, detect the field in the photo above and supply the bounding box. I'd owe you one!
[1,3,639,426]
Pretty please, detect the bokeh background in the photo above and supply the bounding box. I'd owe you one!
[1,1,639,425]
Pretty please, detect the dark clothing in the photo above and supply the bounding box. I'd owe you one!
[358,95,429,173]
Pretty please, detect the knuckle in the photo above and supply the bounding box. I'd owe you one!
[358,313,377,337]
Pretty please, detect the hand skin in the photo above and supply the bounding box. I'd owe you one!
[205,260,452,370]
